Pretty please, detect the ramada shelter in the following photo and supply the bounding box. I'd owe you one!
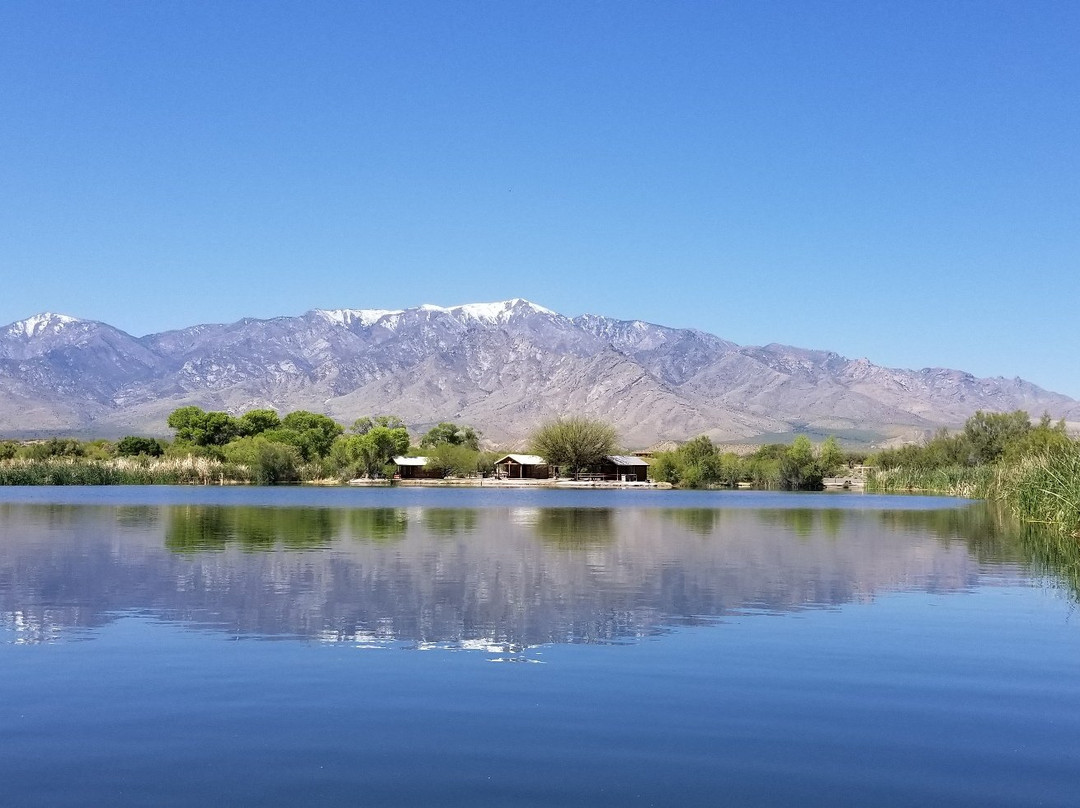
[392,456,442,480]
[596,455,650,482]
[493,454,553,479]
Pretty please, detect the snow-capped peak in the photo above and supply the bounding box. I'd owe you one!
[419,299,556,323]
[315,299,557,330]
[5,312,82,339]
[313,308,403,328]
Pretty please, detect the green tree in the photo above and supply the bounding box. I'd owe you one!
[425,443,480,478]
[961,410,1033,465]
[267,411,344,460]
[167,406,240,447]
[238,409,281,437]
[333,424,411,478]
[779,435,821,490]
[529,417,618,474]
[223,437,301,485]
[18,437,86,461]
[117,436,165,457]
[419,421,481,451]
[351,415,406,435]
[819,436,844,476]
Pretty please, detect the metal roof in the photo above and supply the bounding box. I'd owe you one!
[606,455,650,466]
[393,456,429,466]
[495,454,547,465]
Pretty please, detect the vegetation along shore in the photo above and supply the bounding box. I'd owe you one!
[1,406,1077,539]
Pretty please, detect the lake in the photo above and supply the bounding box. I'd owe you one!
[1,486,1078,807]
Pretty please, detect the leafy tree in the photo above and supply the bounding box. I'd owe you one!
[425,443,481,478]
[117,436,165,457]
[0,441,17,461]
[167,406,240,447]
[238,409,281,437]
[530,417,618,474]
[351,415,405,435]
[819,436,844,476]
[778,435,821,490]
[19,437,86,461]
[223,437,300,485]
[333,424,410,478]
[961,410,1032,465]
[419,422,481,451]
[275,411,344,460]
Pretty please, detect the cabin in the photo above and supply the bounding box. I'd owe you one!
[493,454,553,480]
[392,456,441,480]
[593,455,650,482]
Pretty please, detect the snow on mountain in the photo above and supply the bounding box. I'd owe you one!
[4,312,82,339]
[313,308,404,328]
[0,300,1076,442]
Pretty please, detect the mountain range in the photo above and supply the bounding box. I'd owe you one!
[1,299,1077,447]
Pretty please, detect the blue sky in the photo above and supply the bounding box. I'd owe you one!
[2,1,1078,396]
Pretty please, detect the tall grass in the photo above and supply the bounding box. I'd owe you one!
[868,445,1080,541]
[865,465,992,499]
[990,446,1080,539]
[0,456,249,485]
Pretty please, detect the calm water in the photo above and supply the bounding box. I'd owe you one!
[1,487,1078,807]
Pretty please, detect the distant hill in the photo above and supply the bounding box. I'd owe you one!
[2,299,1077,445]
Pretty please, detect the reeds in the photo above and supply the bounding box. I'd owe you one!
[865,465,992,499]
[0,456,248,485]
[990,445,1080,539]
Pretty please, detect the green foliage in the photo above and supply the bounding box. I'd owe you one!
[0,456,245,485]
[0,441,16,461]
[778,435,822,490]
[223,436,301,485]
[962,410,1033,465]
[1002,413,1070,464]
[819,436,844,476]
[529,417,618,474]
[117,436,165,457]
[652,434,847,489]
[419,421,480,451]
[333,424,411,478]
[167,406,240,447]
[351,415,405,435]
[871,410,1044,472]
[867,465,992,499]
[18,438,86,461]
[991,443,1080,538]
[237,409,281,436]
[424,443,481,478]
[279,411,344,459]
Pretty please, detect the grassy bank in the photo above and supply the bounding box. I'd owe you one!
[0,456,248,485]
[990,446,1080,538]
[868,446,1080,540]
[866,465,992,499]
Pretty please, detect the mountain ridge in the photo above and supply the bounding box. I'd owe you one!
[1,299,1076,446]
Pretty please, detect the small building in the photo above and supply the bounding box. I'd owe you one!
[595,455,650,482]
[494,454,553,480]
[392,456,441,480]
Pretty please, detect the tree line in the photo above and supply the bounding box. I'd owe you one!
[649,434,853,490]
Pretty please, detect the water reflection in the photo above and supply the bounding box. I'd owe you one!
[165,505,338,552]
[1,499,1073,648]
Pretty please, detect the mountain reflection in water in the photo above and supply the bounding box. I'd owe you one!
[0,499,1068,648]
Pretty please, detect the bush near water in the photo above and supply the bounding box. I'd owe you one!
[866,411,1080,539]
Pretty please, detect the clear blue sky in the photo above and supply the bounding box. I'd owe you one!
[2,1,1077,396]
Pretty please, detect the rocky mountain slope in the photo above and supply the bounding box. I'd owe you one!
[1,300,1077,446]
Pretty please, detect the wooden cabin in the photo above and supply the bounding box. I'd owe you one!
[392,456,442,480]
[493,454,553,480]
[593,455,650,482]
